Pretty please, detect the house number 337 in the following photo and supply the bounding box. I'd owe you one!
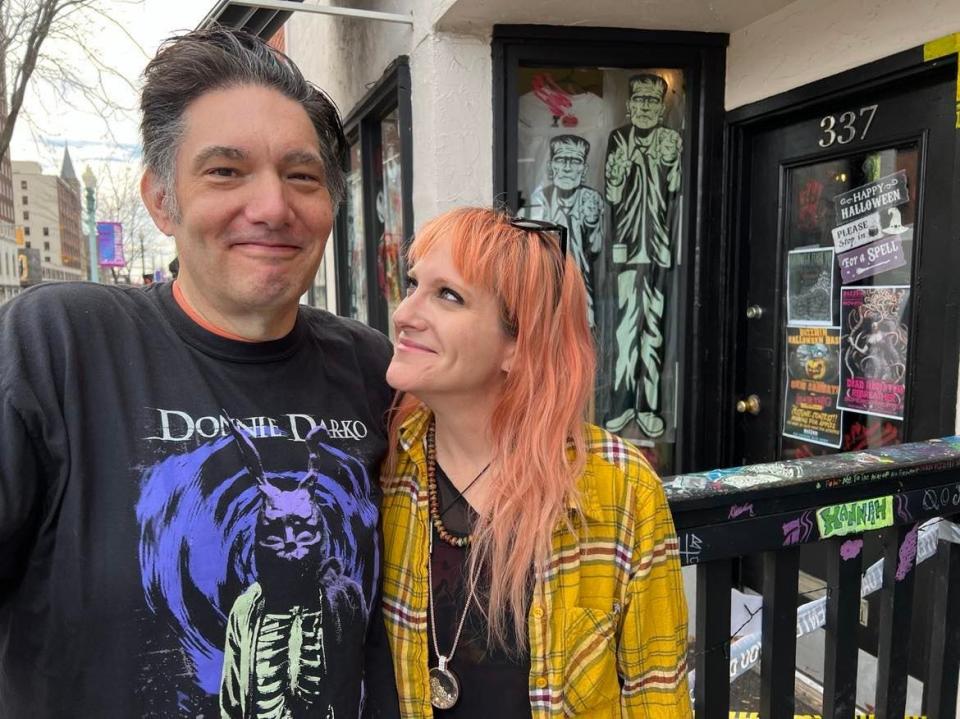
[818,104,878,147]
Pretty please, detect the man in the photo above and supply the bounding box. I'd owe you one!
[526,134,605,326]
[604,73,682,438]
[0,28,398,718]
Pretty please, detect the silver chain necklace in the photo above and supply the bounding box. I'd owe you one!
[427,528,479,710]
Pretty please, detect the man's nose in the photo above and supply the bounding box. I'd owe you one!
[245,173,292,229]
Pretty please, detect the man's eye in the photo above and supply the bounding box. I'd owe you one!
[207,167,237,178]
[289,172,322,183]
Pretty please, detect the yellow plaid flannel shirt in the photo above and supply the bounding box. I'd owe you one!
[380,407,692,718]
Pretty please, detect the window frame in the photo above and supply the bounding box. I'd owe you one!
[492,25,728,473]
[332,56,414,334]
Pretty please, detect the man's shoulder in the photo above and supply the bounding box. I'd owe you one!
[1,282,155,327]
[299,306,392,359]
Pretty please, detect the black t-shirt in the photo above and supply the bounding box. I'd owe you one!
[0,282,399,718]
[428,464,532,719]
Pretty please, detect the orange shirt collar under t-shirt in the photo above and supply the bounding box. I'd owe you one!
[171,280,254,343]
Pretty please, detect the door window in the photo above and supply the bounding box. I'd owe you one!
[781,144,918,458]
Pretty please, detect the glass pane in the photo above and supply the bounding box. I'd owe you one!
[516,66,686,474]
[310,252,328,310]
[780,144,918,459]
[345,142,367,323]
[378,111,405,340]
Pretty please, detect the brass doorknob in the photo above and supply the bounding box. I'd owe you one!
[736,394,761,415]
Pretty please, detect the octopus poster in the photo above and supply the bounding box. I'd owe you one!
[837,286,910,419]
[783,326,843,448]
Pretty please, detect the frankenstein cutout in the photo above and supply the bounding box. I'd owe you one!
[604,73,682,438]
[526,134,605,325]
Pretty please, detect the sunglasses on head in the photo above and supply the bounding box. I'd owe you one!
[507,217,569,261]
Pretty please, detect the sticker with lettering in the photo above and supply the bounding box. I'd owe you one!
[816,495,894,538]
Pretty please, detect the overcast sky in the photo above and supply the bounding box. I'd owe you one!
[11,0,211,174]
[8,0,213,270]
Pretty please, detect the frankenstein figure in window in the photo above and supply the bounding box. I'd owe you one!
[604,73,682,438]
[525,134,605,326]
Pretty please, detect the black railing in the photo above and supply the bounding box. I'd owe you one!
[664,437,960,719]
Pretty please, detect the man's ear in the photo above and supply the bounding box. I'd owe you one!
[140,169,176,236]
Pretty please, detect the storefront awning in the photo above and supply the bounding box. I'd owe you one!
[199,0,412,37]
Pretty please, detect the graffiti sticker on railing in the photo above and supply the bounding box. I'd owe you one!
[816,495,894,538]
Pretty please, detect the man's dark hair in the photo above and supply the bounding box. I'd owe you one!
[140,26,347,220]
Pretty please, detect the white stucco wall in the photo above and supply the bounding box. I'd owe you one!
[287,0,492,229]
[408,31,492,220]
[726,0,960,109]
[286,1,414,120]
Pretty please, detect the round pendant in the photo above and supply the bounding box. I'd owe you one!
[429,664,460,710]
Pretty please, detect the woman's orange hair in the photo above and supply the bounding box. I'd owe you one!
[386,207,596,648]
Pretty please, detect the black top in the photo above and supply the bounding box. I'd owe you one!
[429,464,533,718]
[0,282,399,718]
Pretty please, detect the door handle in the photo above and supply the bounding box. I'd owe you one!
[745,305,764,319]
[736,394,761,415]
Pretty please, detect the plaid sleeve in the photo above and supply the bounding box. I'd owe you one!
[617,464,692,718]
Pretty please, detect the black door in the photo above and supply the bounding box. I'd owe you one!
[733,54,959,466]
[728,48,960,686]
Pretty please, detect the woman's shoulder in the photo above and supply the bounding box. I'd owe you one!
[581,424,659,484]
[579,423,668,517]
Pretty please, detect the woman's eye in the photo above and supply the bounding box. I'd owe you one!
[404,277,417,295]
[439,287,463,304]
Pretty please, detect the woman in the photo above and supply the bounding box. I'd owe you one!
[380,207,690,718]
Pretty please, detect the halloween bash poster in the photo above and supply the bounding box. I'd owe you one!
[783,326,843,448]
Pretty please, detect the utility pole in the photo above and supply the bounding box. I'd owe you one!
[82,166,99,283]
[139,232,146,282]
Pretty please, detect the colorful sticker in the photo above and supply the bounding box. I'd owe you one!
[782,326,843,448]
[838,286,910,419]
[817,495,894,538]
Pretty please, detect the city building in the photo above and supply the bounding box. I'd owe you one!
[12,149,85,283]
[0,59,20,304]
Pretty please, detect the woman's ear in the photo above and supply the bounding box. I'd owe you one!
[500,339,517,374]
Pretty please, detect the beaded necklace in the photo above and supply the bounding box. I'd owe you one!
[426,420,490,548]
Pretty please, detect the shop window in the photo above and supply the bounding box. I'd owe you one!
[334,57,413,336]
[494,27,726,474]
